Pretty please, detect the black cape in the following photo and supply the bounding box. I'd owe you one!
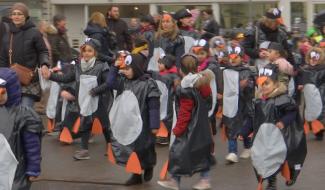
[168,86,214,176]
[0,105,43,190]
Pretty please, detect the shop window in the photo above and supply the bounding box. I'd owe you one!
[89,5,149,19]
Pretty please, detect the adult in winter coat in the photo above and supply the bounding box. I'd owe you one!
[0,68,43,190]
[200,9,220,40]
[106,6,132,51]
[148,13,185,71]
[48,14,72,66]
[242,8,296,67]
[84,12,116,65]
[0,3,49,107]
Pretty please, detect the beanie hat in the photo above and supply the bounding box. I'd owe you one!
[0,68,21,107]
[140,14,155,25]
[158,54,176,70]
[265,8,281,19]
[174,8,192,20]
[83,38,101,53]
[11,3,29,18]
[268,42,285,54]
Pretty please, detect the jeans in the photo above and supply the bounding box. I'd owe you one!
[21,96,35,108]
[228,137,251,154]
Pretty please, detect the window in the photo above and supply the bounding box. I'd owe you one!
[220,2,277,28]
[291,2,307,32]
[89,5,149,19]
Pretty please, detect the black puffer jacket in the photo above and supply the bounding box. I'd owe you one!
[106,18,132,51]
[0,19,49,69]
[84,22,116,64]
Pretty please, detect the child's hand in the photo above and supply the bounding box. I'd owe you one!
[42,67,51,80]
[89,89,96,97]
[217,93,223,100]
[259,51,269,59]
[28,176,39,182]
[151,129,158,135]
[276,122,284,129]
[60,90,75,101]
[298,85,303,91]
[238,135,244,141]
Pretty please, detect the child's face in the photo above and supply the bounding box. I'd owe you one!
[0,88,8,105]
[158,62,166,72]
[120,66,134,80]
[267,49,280,62]
[309,58,320,66]
[229,55,242,66]
[261,78,277,97]
[82,45,96,62]
[196,50,209,63]
[161,18,174,31]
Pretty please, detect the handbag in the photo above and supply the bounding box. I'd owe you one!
[9,33,35,86]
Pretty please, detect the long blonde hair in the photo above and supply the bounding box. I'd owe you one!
[89,12,107,28]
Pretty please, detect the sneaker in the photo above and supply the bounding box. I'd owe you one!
[240,149,251,159]
[73,149,90,160]
[225,153,238,163]
[125,174,142,186]
[157,179,179,190]
[157,137,169,145]
[192,179,211,190]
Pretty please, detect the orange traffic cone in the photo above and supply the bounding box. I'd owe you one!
[281,161,291,182]
[126,152,142,174]
[221,124,227,142]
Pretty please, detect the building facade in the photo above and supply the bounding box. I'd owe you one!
[2,0,323,49]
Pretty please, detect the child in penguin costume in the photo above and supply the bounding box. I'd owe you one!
[252,64,307,190]
[43,38,113,160]
[222,45,255,163]
[300,47,325,140]
[157,54,215,190]
[106,52,161,185]
[149,53,179,145]
[0,68,43,190]
[191,38,221,135]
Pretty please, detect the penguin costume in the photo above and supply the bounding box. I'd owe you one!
[301,49,325,140]
[106,53,161,185]
[252,65,307,190]
[48,38,113,149]
[0,68,43,190]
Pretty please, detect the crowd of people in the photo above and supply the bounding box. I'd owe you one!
[2,2,325,190]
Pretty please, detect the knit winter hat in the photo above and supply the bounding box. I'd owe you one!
[11,3,29,18]
[140,14,155,25]
[83,38,101,53]
[0,68,21,107]
[174,8,192,20]
[158,54,176,70]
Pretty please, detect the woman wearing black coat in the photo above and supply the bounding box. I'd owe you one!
[84,12,116,65]
[0,3,49,107]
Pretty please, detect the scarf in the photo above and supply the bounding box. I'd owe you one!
[80,57,96,72]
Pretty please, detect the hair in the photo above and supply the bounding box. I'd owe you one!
[155,14,179,41]
[305,47,325,64]
[108,5,119,11]
[89,12,107,28]
[80,44,97,57]
[180,54,198,75]
[201,9,213,16]
[53,14,66,26]
[259,16,277,27]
